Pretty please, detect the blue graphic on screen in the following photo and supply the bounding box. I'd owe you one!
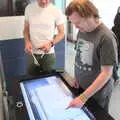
[20,76,94,120]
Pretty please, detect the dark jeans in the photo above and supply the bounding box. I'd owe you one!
[27,54,55,76]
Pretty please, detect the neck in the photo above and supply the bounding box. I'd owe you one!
[89,18,101,32]
[38,2,51,8]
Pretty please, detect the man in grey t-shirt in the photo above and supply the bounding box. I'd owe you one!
[65,0,118,112]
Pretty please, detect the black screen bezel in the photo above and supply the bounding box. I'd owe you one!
[19,72,96,120]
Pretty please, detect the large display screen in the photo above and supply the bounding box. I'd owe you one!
[20,75,95,120]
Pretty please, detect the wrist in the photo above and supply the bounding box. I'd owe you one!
[79,93,88,103]
[25,39,31,44]
[50,40,54,47]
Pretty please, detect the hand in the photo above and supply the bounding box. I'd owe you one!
[40,41,53,53]
[24,41,32,54]
[71,79,79,88]
[67,96,85,109]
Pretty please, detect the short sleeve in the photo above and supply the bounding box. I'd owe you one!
[24,5,30,22]
[55,10,66,25]
[100,36,117,65]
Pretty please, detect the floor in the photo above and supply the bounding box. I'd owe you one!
[65,42,120,120]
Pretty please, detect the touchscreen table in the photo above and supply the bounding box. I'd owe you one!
[20,75,95,120]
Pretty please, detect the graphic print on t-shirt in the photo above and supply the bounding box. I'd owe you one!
[75,38,94,71]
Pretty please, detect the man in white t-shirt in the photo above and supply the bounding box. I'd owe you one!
[24,0,65,75]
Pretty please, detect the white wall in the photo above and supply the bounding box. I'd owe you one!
[0,16,24,40]
[91,0,120,28]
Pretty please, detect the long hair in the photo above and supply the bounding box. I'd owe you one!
[65,0,99,18]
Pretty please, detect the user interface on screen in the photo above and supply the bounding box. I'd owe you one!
[20,75,94,120]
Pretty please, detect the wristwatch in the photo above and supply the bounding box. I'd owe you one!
[50,41,54,47]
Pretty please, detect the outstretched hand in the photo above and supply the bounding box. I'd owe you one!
[67,96,85,109]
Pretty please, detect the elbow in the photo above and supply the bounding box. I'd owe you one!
[60,31,65,39]
[101,66,113,79]
[104,69,113,80]
[108,71,113,78]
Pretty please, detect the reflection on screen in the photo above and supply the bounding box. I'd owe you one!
[20,76,92,120]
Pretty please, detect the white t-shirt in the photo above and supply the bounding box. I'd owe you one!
[25,2,65,54]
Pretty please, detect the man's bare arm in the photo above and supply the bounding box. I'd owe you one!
[23,21,32,54]
[40,24,65,52]
[23,21,30,43]
[52,24,65,44]
[83,65,113,99]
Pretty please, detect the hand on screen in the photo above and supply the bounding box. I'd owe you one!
[67,96,85,108]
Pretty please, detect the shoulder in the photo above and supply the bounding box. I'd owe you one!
[48,4,66,22]
[96,23,117,48]
[25,2,37,11]
[99,23,115,40]
[49,4,59,10]
[49,4,64,15]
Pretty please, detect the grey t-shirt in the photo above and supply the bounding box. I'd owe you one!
[75,23,117,98]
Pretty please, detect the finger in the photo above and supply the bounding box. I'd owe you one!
[24,48,29,54]
[68,101,75,108]
[24,48,27,53]
[39,46,45,50]
[71,81,76,87]
[71,82,78,88]
[28,48,32,54]
[44,48,49,53]
[75,82,79,88]
[71,84,77,88]
[65,106,71,110]
[71,83,75,88]
[26,49,32,55]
